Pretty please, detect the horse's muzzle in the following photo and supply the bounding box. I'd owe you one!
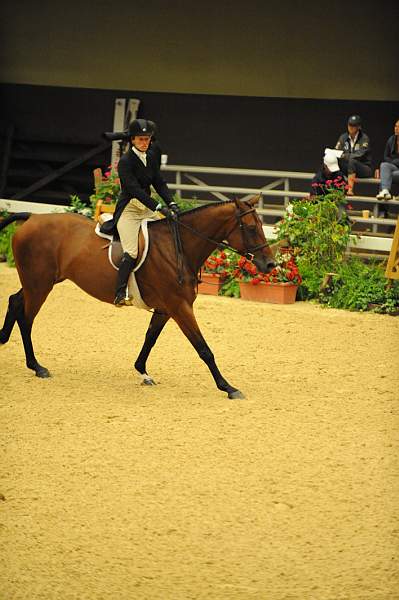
[254,257,276,274]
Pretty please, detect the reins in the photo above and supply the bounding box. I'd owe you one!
[166,200,269,286]
[168,217,186,285]
[176,204,268,261]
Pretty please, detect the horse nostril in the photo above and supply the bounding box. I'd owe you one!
[267,260,276,272]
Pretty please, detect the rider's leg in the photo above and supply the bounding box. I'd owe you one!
[115,201,156,306]
[115,203,141,306]
[114,252,136,306]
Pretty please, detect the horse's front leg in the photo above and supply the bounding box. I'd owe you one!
[134,310,170,385]
[172,302,244,399]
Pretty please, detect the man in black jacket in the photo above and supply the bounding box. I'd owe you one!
[101,119,179,306]
[335,115,372,196]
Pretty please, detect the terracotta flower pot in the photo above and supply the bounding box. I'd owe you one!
[239,281,298,304]
[198,273,223,296]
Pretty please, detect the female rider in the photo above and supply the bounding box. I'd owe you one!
[102,118,179,306]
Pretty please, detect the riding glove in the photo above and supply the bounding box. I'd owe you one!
[159,206,175,219]
[168,202,180,214]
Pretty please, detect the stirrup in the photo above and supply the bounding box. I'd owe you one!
[114,290,133,307]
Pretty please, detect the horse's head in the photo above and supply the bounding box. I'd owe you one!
[226,197,276,273]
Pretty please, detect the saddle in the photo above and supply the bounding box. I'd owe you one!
[95,214,154,310]
[96,213,146,270]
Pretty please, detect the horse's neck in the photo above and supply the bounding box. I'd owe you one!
[180,204,234,271]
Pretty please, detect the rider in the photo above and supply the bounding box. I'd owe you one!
[103,118,179,306]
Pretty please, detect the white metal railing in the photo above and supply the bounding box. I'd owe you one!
[0,199,69,213]
[160,164,398,234]
[0,197,393,255]
[0,164,396,256]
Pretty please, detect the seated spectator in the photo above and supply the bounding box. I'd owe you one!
[376,119,399,201]
[311,148,347,196]
[335,115,372,196]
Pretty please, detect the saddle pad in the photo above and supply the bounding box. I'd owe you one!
[95,219,155,310]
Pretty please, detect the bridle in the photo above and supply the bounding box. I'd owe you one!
[174,199,269,261]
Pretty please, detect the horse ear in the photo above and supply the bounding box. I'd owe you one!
[247,194,262,206]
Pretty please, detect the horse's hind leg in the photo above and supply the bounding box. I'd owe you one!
[4,286,51,377]
[134,311,170,385]
[0,289,23,344]
[20,285,55,378]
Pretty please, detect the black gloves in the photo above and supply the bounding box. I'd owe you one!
[159,206,172,217]
[158,202,180,219]
[168,202,180,214]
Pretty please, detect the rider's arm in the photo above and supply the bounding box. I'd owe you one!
[150,158,174,206]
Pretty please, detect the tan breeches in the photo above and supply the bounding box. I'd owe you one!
[117,200,159,258]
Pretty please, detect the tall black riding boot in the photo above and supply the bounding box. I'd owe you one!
[114,252,136,306]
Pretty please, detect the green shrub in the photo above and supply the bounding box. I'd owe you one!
[275,195,351,272]
[66,195,93,218]
[325,258,399,313]
[273,191,398,312]
[0,213,16,267]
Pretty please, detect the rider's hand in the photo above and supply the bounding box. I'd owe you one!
[159,206,172,218]
[168,201,180,215]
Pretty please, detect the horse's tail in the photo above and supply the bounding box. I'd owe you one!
[0,212,32,232]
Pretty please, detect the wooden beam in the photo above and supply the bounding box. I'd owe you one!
[11,140,111,200]
[385,217,399,279]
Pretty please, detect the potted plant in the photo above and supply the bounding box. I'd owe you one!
[235,248,302,303]
[274,193,351,299]
[90,164,121,221]
[199,249,234,295]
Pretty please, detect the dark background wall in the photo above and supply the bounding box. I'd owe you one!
[1,82,399,171]
[1,0,398,201]
[2,0,398,101]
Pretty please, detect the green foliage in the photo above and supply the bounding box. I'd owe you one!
[175,197,201,211]
[295,259,324,299]
[66,195,93,218]
[272,190,398,313]
[324,258,399,313]
[274,191,352,301]
[0,212,16,267]
[219,277,240,298]
[275,195,351,272]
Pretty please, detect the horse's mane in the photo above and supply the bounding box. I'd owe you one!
[148,200,235,228]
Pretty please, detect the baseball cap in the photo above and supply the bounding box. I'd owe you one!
[348,115,362,126]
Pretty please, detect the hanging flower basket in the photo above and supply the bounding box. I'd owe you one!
[198,273,223,296]
[239,281,298,304]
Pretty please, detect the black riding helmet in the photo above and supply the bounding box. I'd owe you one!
[128,118,156,138]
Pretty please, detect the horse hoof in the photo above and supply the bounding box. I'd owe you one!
[228,389,245,400]
[35,367,51,378]
[141,375,156,386]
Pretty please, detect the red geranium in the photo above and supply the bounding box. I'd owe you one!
[234,248,302,286]
[203,249,233,278]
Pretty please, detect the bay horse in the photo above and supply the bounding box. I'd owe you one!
[0,198,275,399]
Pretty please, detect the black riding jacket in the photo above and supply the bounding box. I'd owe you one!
[100,147,173,236]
